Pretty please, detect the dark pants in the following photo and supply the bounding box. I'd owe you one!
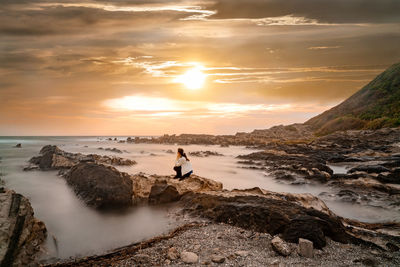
[173,166,192,179]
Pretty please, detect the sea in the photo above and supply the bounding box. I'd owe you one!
[0,136,398,260]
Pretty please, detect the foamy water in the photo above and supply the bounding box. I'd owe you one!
[0,136,399,259]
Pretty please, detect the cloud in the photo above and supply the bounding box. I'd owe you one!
[103,94,293,118]
[308,46,343,50]
[208,0,400,24]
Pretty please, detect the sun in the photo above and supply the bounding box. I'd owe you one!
[175,65,206,90]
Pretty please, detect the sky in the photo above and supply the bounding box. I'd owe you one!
[1,0,400,135]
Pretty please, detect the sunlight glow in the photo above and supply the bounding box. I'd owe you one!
[174,65,207,90]
[103,96,179,111]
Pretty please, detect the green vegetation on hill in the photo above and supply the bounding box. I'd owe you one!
[306,62,400,135]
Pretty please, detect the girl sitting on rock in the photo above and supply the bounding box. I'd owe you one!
[173,148,193,180]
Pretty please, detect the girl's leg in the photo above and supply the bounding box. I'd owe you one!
[173,166,182,178]
[179,171,192,181]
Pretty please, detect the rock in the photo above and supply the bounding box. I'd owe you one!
[211,254,225,263]
[149,182,181,205]
[14,143,21,148]
[298,238,313,258]
[0,188,47,266]
[28,145,136,171]
[271,236,291,256]
[189,151,224,157]
[100,147,123,154]
[131,174,223,204]
[180,251,198,264]
[234,250,249,257]
[63,162,133,209]
[377,169,400,184]
[167,247,179,260]
[348,165,390,174]
[270,259,281,267]
[337,190,360,202]
[180,189,352,249]
[282,215,326,249]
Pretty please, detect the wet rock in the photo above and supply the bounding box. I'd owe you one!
[348,165,390,174]
[211,254,225,263]
[180,251,198,264]
[337,190,360,202]
[167,247,179,260]
[377,169,400,184]
[271,236,291,256]
[0,188,47,266]
[63,162,133,209]
[14,143,22,148]
[298,238,313,258]
[148,182,181,205]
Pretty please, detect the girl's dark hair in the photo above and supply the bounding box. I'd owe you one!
[178,148,189,161]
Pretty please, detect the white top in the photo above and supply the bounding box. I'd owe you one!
[175,157,193,175]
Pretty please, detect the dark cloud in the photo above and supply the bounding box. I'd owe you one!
[209,0,400,23]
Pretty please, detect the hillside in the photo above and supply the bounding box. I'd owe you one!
[305,62,400,135]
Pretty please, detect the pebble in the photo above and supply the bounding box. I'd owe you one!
[167,247,179,260]
[180,251,199,264]
[211,254,225,263]
[270,259,281,267]
[298,238,313,258]
[271,236,291,256]
[235,250,249,257]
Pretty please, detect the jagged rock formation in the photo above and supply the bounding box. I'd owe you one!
[0,188,47,267]
[26,145,136,171]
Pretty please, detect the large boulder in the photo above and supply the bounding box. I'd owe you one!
[63,163,133,209]
[0,188,47,266]
[180,189,352,249]
[131,174,223,204]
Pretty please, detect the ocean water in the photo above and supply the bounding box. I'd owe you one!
[0,136,399,259]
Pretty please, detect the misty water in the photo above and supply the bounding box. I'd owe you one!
[0,137,399,260]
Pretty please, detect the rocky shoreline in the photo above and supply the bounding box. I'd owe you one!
[2,136,400,266]
[43,222,400,267]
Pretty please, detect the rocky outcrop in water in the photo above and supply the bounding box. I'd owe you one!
[0,187,47,267]
[189,151,224,157]
[64,163,134,209]
[237,127,400,212]
[98,147,123,154]
[131,124,313,146]
[26,145,136,171]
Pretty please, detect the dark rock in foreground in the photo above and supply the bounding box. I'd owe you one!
[64,163,134,209]
[0,188,47,266]
[180,189,350,249]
